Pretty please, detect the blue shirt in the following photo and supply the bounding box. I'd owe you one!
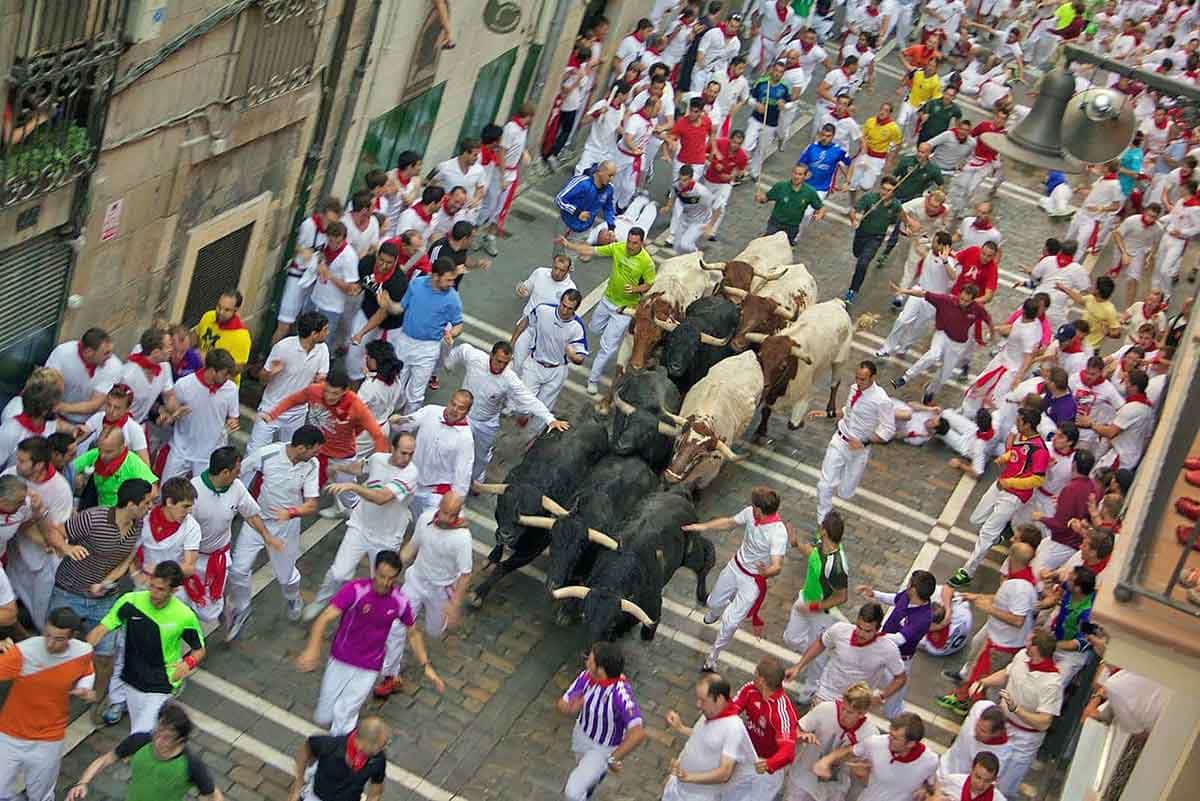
[798,142,851,192]
[1118,146,1143,197]
[400,276,463,341]
[555,168,617,232]
[750,78,792,127]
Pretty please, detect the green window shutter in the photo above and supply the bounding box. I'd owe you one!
[352,83,446,189]
[509,44,543,118]
[458,48,519,143]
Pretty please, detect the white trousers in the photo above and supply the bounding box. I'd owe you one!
[783,606,833,693]
[184,549,230,623]
[1067,210,1111,252]
[315,657,378,736]
[381,578,449,677]
[108,628,130,705]
[948,161,998,209]
[313,522,403,610]
[565,724,616,801]
[882,295,934,356]
[961,355,1019,417]
[127,684,172,734]
[468,416,500,483]
[881,656,912,719]
[1033,538,1078,576]
[705,560,762,663]
[1000,727,1045,798]
[587,298,632,387]
[1054,648,1091,690]
[278,274,311,324]
[5,552,57,631]
[511,328,533,376]
[613,152,642,210]
[816,435,870,529]
[1040,183,1074,216]
[161,449,209,481]
[522,360,569,411]
[1153,235,1188,290]
[245,408,307,466]
[703,180,734,235]
[745,118,781,179]
[0,732,64,801]
[964,484,1026,576]
[673,218,707,255]
[905,331,969,395]
[228,519,302,615]
[344,311,390,381]
[848,153,886,192]
[394,333,443,415]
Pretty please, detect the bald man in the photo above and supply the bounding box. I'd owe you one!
[374,491,472,698]
[293,715,391,801]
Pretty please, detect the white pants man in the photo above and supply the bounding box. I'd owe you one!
[523,360,569,411]
[703,557,765,665]
[311,526,399,612]
[244,408,307,476]
[1152,233,1188,290]
[183,548,230,624]
[1033,537,1078,576]
[849,153,887,193]
[880,295,935,356]
[394,333,442,414]
[948,161,1001,210]
[1040,181,1074,217]
[783,605,834,696]
[963,484,1026,577]
[161,449,209,481]
[587,299,633,391]
[382,577,449,678]
[1067,209,1113,252]
[565,724,617,801]
[798,189,829,240]
[746,118,782,179]
[5,551,58,631]
[816,435,871,528]
[344,313,390,382]
[227,520,302,616]
[0,732,65,801]
[904,331,970,396]
[702,180,734,236]
[314,657,378,736]
[613,152,643,210]
[468,417,500,484]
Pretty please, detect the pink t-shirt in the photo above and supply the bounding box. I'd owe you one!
[329,579,415,670]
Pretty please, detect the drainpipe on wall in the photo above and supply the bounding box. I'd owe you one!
[319,0,385,201]
[527,0,574,104]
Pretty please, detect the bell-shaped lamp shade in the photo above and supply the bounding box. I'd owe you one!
[981,66,1084,173]
[1059,87,1138,165]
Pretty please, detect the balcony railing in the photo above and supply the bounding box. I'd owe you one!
[228,0,326,108]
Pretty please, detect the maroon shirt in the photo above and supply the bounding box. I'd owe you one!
[925,292,991,343]
[1042,474,1098,549]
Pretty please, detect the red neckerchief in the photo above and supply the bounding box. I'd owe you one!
[978,724,1009,745]
[1028,657,1059,673]
[412,203,435,223]
[510,115,529,130]
[875,114,892,125]
[890,741,927,763]
[1124,392,1151,406]
[710,702,741,720]
[1184,195,1200,207]
[727,65,740,80]
[588,672,623,687]
[14,413,41,434]
[973,218,994,230]
[346,730,369,772]
[94,448,128,478]
[775,1,789,22]
[1102,171,1119,180]
[1062,339,1084,354]
[850,628,879,647]
[1141,214,1157,227]
[866,6,880,16]
[849,386,863,406]
[648,42,666,55]
[148,505,182,543]
[128,352,162,378]
[720,23,738,38]
[480,145,499,167]
[323,240,347,267]
[77,342,97,377]
[1078,369,1104,388]
[1084,556,1111,574]
[1180,170,1194,185]
[441,196,458,215]
[637,106,654,121]
[1056,252,1073,267]
[835,701,867,744]
[632,29,648,43]
[753,512,782,525]
[1143,300,1167,318]
[1155,117,1170,130]
[976,428,996,441]
[441,411,469,427]
[196,370,223,395]
[311,213,326,234]
[567,49,583,68]
[800,39,814,53]
[857,42,870,53]
[961,779,996,801]
[1007,565,1037,586]
[217,313,245,330]
[372,257,398,286]
[104,411,131,429]
[678,179,695,193]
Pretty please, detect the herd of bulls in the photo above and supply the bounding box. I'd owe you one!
[470,233,877,642]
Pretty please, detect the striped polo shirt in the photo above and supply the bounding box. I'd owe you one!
[562,670,643,748]
[54,507,144,596]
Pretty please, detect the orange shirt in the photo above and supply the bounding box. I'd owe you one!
[0,638,94,741]
[269,383,388,458]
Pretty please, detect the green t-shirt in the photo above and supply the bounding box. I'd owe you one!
[73,449,158,508]
[917,97,963,141]
[101,591,204,692]
[892,156,944,202]
[116,732,215,801]
[766,180,824,226]
[855,192,904,236]
[1054,1,1076,29]
[596,242,656,308]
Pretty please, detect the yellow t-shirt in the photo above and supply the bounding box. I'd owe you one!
[1083,296,1120,348]
[862,117,902,157]
[194,309,252,385]
[907,70,942,109]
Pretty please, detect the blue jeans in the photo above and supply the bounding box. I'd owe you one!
[50,586,119,655]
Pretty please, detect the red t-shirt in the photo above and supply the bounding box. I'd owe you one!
[731,682,799,773]
[703,138,749,183]
[672,115,713,165]
[951,246,999,295]
[970,120,1002,162]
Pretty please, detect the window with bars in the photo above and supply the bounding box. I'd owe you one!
[0,0,126,208]
[229,0,325,108]
[182,224,255,327]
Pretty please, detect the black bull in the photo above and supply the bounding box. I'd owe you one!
[661,295,740,395]
[610,366,682,472]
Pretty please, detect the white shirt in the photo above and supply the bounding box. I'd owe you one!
[714,71,751,122]
[902,197,952,243]
[404,508,473,590]
[581,100,624,164]
[832,115,862,155]
[1148,371,1167,407]
[940,700,1016,785]
[986,575,1038,648]
[0,415,54,473]
[697,26,741,72]
[349,453,418,543]
[2,467,73,572]
[394,206,433,241]
[938,774,1008,801]
[189,475,260,552]
[527,303,589,367]
[814,622,905,702]
[0,566,13,607]
[258,337,331,413]
[892,399,937,445]
[1083,176,1123,213]
[958,218,1004,250]
[1108,398,1153,468]
[138,513,202,570]
[731,506,788,569]
[445,344,554,427]
[1,398,19,424]
[1069,372,1124,444]
[78,411,148,455]
[1116,215,1165,257]
[791,700,879,801]
[310,244,360,313]
[917,252,958,293]
[818,68,853,113]
[342,212,380,258]
[499,120,528,172]
[793,43,829,75]
[1006,649,1064,726]
[242,443,319,515]
[1001,318,1043,367]
[0,494,36,553]
[292,215,327,280]
[1123,301,1167,344]
[757,0,800,44]
[1099,668,1167,735]
[615,33,647,73]
[1031,257,1090,326]
[170,372,240,460]
[928,131,977,172]
[519,268,577,319]
[836,382,894,443]
[119,359,174,423]
[674,180,714,225]
[664,714,756,801]
[435,157,487,204]
[405,405,474,496]
[852,733,939,801]
[355,376,403,455]
[45,341,123,424]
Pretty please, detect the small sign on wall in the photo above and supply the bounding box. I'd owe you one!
[100,199,123,242]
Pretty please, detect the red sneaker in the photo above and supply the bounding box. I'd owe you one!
[373,676,400,698]
[427,375,440,391]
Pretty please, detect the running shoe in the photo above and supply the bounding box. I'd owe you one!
[427,375,440,391]
[226,607,252,641]
[843,289,856,304]
[287,597,304,622]
[374,675,401,698]
[947,569,972,589]
[936,694,971,716]
[101,702,126,726]
[891,376,906,390]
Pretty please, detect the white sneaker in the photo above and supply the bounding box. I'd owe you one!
[301,601,325,623]
[702,610,720,625]
[287,597,304,622]
[873,348,890,359]
[226,607,252,640]
[586,383,599,396]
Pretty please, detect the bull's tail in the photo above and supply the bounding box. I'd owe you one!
[854,313,881,332]
[684,535,718,604]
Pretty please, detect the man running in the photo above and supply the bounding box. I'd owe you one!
[728,656,798,801]
[394,389,475,521]
[782,511,849,698]
[663,673,756,801]
[812,713,938,801]
[785,602,907,706]
[290,716,391,801]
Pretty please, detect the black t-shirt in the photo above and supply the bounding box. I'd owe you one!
[427,237,469,289]
[358,253,409,330]
[308,735,386,801]
[115,732,215,800]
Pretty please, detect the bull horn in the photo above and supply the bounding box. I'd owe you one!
[700,259,725,272]
[660,411,687,425]
[474,483,508,495]
[773,302,799,322]
[743,332,768,343]
[653,315,678,332]
[517,515,556,529]
[552,586,591,601]
[542,496,571,517]
[790,345,814,365]
[721,286,748,299]
[612,391,636,416]
[753,266,788,281]
[698,331,730,346]
[658,420,682,437]
[587,529,620,550]
[620,598,655,626]
[715,440,746,462]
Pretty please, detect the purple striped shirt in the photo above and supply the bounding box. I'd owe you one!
[563,671,643,747]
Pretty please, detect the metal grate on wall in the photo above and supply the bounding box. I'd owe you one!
[181,223,254,326]
[0,236,73,350]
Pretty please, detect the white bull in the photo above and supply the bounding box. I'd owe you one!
[662,351,764,489]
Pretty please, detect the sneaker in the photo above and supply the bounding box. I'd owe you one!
[301,601,325,623]
[947,569,972,588]
[922,389,935,405]
[843,289,856,304]
[287,597,304,622]
[482,234,499,257]
[586,383,599,397]
[319,505,347,520]
[892,376,907,390]
[941,669,964,683]
[374,675,401,698]
[702,610,720,625]
[100,702,126,726]
[663,239,675,249]
[226,607,252,641]
[936,694,971,716]
[700,659,718,674]
[873,348,890,359]
[891,297,904,310]
[957,364,969,379]
[707,235,718,242]
[427,375,440,391]
[546,155,561,171]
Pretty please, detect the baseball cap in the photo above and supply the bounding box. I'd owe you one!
[1056,323,1077,342]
